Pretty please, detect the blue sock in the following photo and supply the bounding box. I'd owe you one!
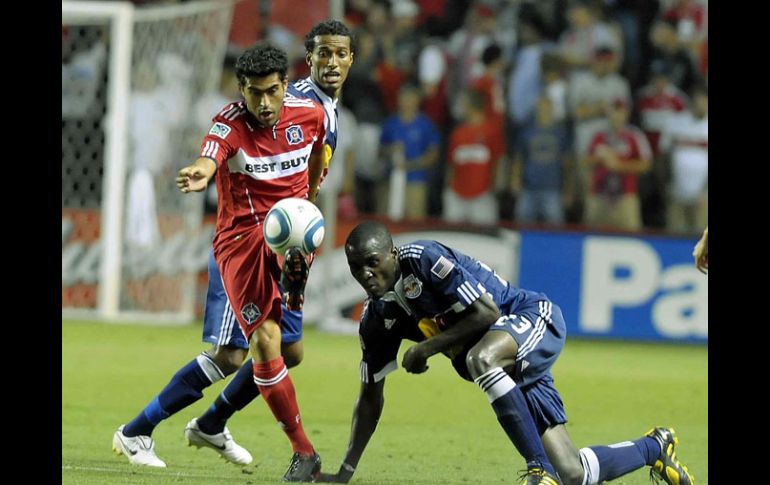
[123,356,219,437]
[475,368,556,476]
[197,358,260,435]
[579,437,659,483]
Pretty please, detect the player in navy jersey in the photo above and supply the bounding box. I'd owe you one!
[315,221,694,485]
[112,22,354,479]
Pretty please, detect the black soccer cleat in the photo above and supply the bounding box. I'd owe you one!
[646,427,695,485]
[281,247,309,311]
[282,451,321,482]
[518,468,561,485]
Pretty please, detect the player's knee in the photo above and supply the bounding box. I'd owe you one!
[283,352,303,368]
[208,346,249,375]
[465,346,501,380]
[282,343,304,368]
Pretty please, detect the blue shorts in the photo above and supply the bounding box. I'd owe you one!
[202,249,304,350]
[494,299,568,434]
[451,299,568,433]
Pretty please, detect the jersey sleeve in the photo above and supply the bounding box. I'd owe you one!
[199,117,238,167]
[359,298,422,383]
[413,243,489,314]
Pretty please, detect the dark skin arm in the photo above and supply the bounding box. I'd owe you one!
[307,146,327,203]
[315,379,386,483]
[402,293,500,374]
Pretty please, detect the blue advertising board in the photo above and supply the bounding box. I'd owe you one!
[517,231,707,343]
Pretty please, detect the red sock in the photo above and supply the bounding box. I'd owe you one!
[253,356,314,455]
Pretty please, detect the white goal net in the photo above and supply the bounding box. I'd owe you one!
[62,1,234,322]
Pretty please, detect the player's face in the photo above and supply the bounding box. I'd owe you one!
[307,35,353,98]
[240,73,288,127]
[346,240,398,298]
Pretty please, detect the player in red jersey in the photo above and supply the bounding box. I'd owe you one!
[176,43,325,481]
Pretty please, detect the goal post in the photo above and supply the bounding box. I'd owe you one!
[62,0,234,323]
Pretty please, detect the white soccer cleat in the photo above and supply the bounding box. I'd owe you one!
[112,425,167,468]
[184,418,253,465]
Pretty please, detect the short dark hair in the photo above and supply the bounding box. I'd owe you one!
[346,221,393,252]
[304,19,356,54]
[235,42,288,85]
[481,44,502,66]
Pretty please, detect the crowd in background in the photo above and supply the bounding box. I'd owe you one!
[185,0,709,236]
[295,0,708,236]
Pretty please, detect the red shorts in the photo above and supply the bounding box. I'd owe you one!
[214,227,282,341]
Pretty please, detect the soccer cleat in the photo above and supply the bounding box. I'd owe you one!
[184,418,253,466]
[646,427,695,485]
[518,468,561,485]
[281,247,309,311]
[282,451,321,482]
[112,425,167,467]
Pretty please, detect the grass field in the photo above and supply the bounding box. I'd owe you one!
[62,320,707,485]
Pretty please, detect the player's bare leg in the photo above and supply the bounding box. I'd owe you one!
[465,331,559,484]
[540,421,694,484]
[251,319,320,481]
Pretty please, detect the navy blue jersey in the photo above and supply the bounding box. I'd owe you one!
[358,296,425,383]
[287,77,338,153]
[395,241,549,322]
[358,240,560,384]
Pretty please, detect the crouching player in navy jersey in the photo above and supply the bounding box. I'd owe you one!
[316,221,694,485]
[112,21,354,480]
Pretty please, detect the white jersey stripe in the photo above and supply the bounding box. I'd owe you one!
[253,366,288,386]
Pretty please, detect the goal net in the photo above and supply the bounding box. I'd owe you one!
[62,1,234,322]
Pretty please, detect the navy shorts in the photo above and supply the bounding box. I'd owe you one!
[451,299,568,434]
[494,300,568,434]
[202,249,304,350]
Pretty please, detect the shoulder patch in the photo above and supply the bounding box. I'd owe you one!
[431,256,454,280]
[209,122,232,140]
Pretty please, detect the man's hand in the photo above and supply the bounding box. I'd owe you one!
[402,344,429,374]
[693,227,708,274]
[176,165,210,193]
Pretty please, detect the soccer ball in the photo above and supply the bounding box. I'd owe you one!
[263,198,325,256]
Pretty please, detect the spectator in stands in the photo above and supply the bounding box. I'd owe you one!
[635,60,688,228]
[513,96,572,225]
[583,98,652,231]
[507,14,552,133]
[658,82,708,235]
[443,89,505,225]
[568,46,631,219]
[541,52,568,124]
[559,0,622,74]
[648,18,700,94]
[380,83,441,220]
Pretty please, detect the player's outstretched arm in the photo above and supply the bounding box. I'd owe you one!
[693,226,708,274]
[176,157,216,193]
[315,379,386,483]
[402,293,500,374]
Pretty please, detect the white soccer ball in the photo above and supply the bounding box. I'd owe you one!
[263,198,325,256]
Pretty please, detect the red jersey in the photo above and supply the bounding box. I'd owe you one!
[588,126,651,195]
[470,74,505,128]
[199,99,326,250]
[448,119,505,199]
[636,83,688,155]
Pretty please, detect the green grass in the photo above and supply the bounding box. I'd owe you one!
[62,320,707,484]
